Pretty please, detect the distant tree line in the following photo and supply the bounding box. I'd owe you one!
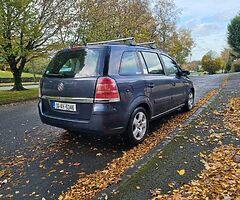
[0,0,194,90]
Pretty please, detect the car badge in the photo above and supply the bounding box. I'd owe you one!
[58,82,64,92]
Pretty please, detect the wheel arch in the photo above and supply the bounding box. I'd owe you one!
[128,96,153,120]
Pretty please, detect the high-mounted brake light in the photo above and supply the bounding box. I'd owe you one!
[71,45,81,50]
[95,77,120,102]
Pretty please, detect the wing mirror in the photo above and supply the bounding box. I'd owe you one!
[179,70,190,76]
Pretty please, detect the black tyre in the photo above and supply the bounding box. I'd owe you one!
[182,90,194,111]
[125,107,149,145]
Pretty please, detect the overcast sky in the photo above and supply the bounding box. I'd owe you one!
[175,0,240,61]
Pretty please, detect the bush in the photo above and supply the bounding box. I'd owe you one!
[201,54,222,74]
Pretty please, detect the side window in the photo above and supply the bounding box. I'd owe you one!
[141,52,164,75]
[137,52,148,74]
[161,55,179,76]
[119,51,142,75]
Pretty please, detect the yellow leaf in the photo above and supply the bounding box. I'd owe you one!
[0,170,5,178]
[58,159,64,164]
[177,169,185,175]
[200,152,205,158]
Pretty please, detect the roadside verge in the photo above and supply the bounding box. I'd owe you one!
[106,73,240,200]
[0,88,39,106]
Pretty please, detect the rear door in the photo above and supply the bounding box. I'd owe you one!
[139,51,172,116]
[116,50,146,109]
[40,47,105,121]
[160,54,187,108]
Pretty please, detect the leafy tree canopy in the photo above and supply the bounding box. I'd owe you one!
[228,13,240,56]
[201,51,222,74]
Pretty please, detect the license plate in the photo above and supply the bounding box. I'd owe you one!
[53,102,77,112]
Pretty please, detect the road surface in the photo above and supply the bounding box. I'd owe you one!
[0,74,226,199]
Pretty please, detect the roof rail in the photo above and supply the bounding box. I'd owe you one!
[87,37,135,46]
[136,42,156,49]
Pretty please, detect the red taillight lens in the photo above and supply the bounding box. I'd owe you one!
[95,77,120,102]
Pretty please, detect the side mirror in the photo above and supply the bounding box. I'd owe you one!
[180,70,190,76]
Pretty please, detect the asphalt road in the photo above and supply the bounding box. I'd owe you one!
[0,74,226,199]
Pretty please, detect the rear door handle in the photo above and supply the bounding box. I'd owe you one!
[147,83,155,88]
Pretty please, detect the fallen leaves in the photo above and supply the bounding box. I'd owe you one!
[0,170,5,178]
[136,186,141,190]
[59,89,220,200]
[58,159,64,164]
[177,169,185,176]
[224,98,240,137]
[152,145,240,200]
[72,163,81,167]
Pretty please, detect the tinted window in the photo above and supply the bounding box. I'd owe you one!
[119,51,142,75]
[141,52,164,74]
[138,52,148,74]
[161,55,179,76]
[45,48,101,78]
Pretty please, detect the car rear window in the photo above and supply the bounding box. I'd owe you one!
[45,48,102,78]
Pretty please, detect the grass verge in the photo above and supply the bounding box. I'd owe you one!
[0,70,42,78]
[0,88,39,105]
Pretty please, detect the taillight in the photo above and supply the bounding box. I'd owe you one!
[95,77,120,102]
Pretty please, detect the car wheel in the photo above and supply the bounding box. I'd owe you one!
[125,107,149,145]
[183,90,194,111]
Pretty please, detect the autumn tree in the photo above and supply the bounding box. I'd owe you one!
[0,0,73,90]
[228,13,240,56]
[167,29,194,65]
[153,0,180,50]
[220,48,231,72]
[201,51,222,74]
[153,0,194,65]
[60,0,155,45]
[57,0,194,65]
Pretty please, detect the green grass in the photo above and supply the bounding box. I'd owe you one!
[0,70,42,78]
[0,82,39,87]
[0,88,39,105]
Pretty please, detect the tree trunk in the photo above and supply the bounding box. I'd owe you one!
[12,70,25,91]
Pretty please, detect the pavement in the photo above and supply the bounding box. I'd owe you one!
[0,74,228,199]
[0,85,38,90]
[107,73,240,200]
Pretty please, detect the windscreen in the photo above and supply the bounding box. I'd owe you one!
[44,48,102,78]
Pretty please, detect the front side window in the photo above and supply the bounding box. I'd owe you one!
[119,51,142,75]
[141,52,164,75]
[45,48,101,78]
[161,55,179,76]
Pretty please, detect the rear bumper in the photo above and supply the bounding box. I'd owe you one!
[38,100,126,135]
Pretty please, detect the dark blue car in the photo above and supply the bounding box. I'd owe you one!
[38,37,194,145]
